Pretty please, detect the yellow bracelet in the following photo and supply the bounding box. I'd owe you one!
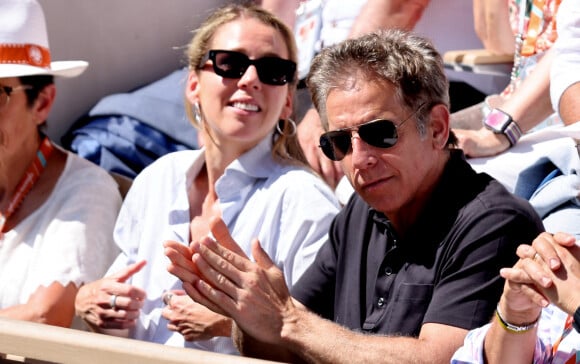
[495,304,539,334]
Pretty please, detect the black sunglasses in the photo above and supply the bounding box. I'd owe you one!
[200,50,296,86]
[319,104,426,161]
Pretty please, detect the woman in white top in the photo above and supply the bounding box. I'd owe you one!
[0,0,121,328]
[74,3,339,355]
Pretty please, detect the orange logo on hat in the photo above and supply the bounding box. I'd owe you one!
[0,43,51,68]
[28,45,43,65]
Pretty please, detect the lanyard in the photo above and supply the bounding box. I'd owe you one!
[0,137,54,233]
[521,0,545,56]
[552,315,578,364]
[520,0,561,56]
[506,0,560,94]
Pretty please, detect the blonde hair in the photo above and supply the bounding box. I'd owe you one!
[185,3,307,166]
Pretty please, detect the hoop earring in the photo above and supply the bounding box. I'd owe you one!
[193,102,202,124]
[276,118,297,137]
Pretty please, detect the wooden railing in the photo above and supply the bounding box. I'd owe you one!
[443,48,514,76]
[0,317,281,364]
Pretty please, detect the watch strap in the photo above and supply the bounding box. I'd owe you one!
[503,118,523,147]
[484,108,523,147]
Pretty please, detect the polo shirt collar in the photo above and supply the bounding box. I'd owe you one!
[367,150,482,255]
[404,150,483,257]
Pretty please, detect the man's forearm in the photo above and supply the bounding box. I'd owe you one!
[349,0,430,38]
[483,302,540,364]
[241,306,467,364]
[473,0,514,54]
[256,0,301,30]
[233,323,304,363]
[501,49,555,132]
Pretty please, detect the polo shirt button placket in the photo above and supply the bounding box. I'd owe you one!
[377,297,386,308]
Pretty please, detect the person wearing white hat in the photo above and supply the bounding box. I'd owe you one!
[0,0,122,328]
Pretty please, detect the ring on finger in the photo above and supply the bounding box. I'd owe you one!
[533,253,541,261]
[163,293,173,306]
[110,294,118,310]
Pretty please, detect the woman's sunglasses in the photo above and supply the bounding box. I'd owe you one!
[200,50,296,86]
[319,104,426,161]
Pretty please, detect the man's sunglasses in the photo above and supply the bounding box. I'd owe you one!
[319,104,426,161]
[200,50,296,86]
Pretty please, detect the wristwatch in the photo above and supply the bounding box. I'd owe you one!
[483,108,523,147]
[573,306,580,333]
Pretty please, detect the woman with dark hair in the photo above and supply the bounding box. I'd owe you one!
[0,0,121,328]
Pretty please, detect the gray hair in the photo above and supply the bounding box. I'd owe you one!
[307,29,450,135]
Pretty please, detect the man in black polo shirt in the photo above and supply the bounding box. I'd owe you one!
[165,29,544,363]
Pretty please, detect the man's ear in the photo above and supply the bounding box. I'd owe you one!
[428,104,450,150]
[185,69,201,105]
[33,84,55,126]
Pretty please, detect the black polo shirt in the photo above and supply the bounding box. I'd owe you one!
[291,150,544,336]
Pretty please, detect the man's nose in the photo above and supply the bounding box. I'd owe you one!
[351,135,377,169]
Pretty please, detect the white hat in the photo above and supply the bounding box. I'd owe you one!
[0,0,88,78]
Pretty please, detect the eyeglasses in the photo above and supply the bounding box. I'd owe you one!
[200,50,296,86]
[319,103,426,161]
[0,85,33,109]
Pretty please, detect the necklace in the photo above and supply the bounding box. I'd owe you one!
[507,0,560,94]
[0,137,54,234]
[506,0,531,94]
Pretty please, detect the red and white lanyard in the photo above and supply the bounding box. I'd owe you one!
[0,137,54,234]
[552,315,578,364]
[521,0,561,56]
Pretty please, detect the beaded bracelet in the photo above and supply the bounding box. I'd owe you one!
[495,304,540,334]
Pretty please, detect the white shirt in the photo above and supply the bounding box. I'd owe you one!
[0,152,122,323]
[319,0,366,47]
[108,136,340,353]
[550,0,580,115]
[451,305,579,363]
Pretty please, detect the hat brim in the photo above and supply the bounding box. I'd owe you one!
[0,60,88,78]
